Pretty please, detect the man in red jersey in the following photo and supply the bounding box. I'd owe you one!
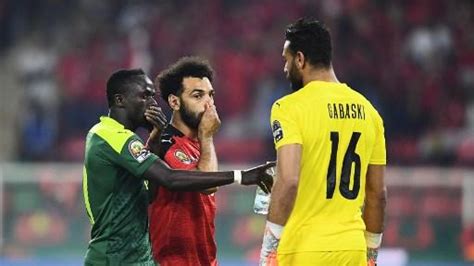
[148,56,221,265]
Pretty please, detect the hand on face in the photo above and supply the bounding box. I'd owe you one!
[198,103,221,139]
[145,104,167,132]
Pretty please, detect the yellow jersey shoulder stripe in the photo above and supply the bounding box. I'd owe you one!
[89,120,135,153]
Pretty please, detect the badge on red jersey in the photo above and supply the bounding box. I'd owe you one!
[174,149,193,164]
[128,139,151,163]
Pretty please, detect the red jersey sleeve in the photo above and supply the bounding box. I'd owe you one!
[163,144,198,170]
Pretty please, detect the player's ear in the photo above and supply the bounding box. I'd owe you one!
[114,94,126,108]
[168,94,180,111]
[295,51,305,69]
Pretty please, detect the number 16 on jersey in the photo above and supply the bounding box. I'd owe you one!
[326,131,362,200]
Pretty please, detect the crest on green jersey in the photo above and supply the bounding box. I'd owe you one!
[128,140,151,163]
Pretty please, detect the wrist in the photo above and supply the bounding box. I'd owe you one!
[198,135,213,143]
[149,128,161,140]
[260,220,283,264]
[265,221,284,239]
[365,231,383,248]
[233,170,242,184]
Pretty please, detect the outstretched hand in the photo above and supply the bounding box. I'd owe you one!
[242,161,276,193]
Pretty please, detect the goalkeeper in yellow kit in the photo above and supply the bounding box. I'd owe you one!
[259,18,387,266]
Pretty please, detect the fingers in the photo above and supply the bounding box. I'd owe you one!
[146,106,167,121]
[145,112,167,126]
[199,104,220,134]
[203,103,218,117]
[145,106,167,127]
[265,174,274,192]
[258,181,270,194]
[257,173,273,193]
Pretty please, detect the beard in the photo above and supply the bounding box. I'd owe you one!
[179,100,203,130]
[288,60,303,92]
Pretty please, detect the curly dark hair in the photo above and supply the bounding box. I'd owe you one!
[106,68,146,107]
[285,18,332,69]
[156,56,214,103]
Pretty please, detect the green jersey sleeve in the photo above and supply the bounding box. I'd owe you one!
[115,136,159,178]
[89,119,159,178]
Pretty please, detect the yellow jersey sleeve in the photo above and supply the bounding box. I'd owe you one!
[270,99,303,150]
[369,109,387,165]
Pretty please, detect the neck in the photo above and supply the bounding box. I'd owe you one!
[302,65,339,87]
[170,113,198,139]
[109,108,137,131]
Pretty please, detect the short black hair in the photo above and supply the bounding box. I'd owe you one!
[106,68,146,107]
[285,18,332,68]
[156,56,214,103]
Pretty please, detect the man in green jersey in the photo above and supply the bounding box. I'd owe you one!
[83,68,273,265]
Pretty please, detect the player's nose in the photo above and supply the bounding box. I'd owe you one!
[203,94,214,106]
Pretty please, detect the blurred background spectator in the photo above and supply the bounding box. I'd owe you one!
[0,0,472,166]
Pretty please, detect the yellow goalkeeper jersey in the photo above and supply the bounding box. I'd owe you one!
[270,81,386,254]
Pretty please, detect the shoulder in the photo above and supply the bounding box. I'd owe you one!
[158,125,185,158]
[271,92,302,117]
[88,123,137,154]
[273,91,299,107]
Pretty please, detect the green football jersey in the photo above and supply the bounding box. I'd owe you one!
[82,116,158,265]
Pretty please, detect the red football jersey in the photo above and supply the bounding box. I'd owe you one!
[148,125,217,266]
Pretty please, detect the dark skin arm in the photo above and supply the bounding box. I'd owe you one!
[143,104,273,192]
[144,104,167,201]
[144,159,274,192]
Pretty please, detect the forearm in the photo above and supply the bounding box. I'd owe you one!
[363,165,386,265]
[363,188,387,233]
[165,170,232,191]
[197,137,218,171]
[267,178,298,225]
[144,161,234,191]
[145,128,161,153]
[267,144,301,225]
[197,137,218,194]
[364,165,387,233]
[260,174,297,266]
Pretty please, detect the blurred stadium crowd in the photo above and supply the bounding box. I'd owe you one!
[0,0,473,166]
